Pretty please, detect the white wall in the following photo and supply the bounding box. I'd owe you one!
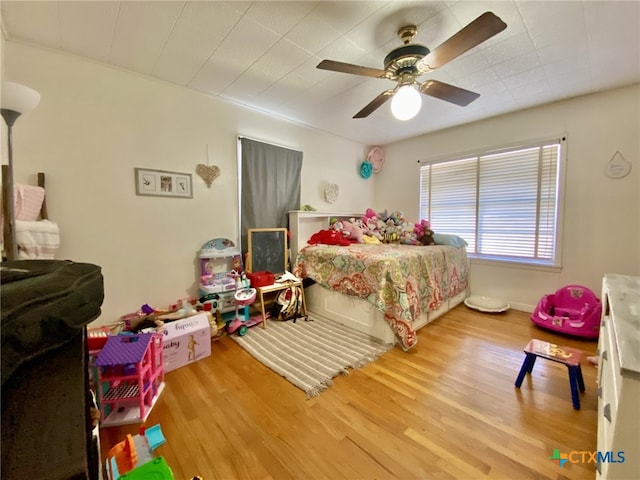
[6,41,638,320]
[3,42,373,324]
[376,84,640,310]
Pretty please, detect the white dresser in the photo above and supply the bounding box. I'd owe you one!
[596,274,640,479]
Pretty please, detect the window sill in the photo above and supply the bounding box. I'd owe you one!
[469,256,562,273]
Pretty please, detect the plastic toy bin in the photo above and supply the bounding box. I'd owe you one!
[247,271,275,287]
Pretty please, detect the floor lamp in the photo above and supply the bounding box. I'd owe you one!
[1,81,40,261]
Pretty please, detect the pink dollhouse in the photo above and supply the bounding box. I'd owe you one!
[95,333,165,426]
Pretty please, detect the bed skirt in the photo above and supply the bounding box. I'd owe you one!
[305,283,468,345]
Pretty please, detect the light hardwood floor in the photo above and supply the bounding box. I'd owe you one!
[100,306,599,480]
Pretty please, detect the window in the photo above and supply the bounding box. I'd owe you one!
[419,137,565,266]
[237,137,302,256]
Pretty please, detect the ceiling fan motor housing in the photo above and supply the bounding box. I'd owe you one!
[384,44,430,76]
[317,12,507,118]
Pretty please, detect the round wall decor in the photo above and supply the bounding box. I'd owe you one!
[324,182,339,203]
[605,151,631,179]
[360,160,373,179]
[367,146,384,173]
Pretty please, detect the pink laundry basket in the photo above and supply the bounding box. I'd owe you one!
[530,285,602,339]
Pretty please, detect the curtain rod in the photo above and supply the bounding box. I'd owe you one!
[237,135,302,153]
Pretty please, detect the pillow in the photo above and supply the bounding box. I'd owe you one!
[433,233,468,248]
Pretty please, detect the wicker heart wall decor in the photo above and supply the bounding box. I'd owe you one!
[196,163,221,188]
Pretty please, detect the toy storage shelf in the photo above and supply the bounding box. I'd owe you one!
[95,333,165,427]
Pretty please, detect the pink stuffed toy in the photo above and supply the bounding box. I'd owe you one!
[329,220,363,243]
[414,219,435,245]
[414,219,431,237]
[342,221,363,243]
[363,208,377,222]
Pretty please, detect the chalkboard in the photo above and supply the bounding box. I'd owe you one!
[247,228,288,274]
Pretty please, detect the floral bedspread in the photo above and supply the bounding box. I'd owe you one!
[292,243,469,350]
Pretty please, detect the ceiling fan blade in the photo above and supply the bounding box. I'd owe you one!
[353,90,395,118]
[317,59,387,79]
[419,80,480,106]
[416,12,507,72]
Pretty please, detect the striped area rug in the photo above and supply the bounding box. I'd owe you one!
[230,314,393,398]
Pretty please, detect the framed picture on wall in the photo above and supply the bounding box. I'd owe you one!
[247,228,288,274]
[135,168,193,198]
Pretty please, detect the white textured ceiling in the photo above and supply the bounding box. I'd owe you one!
[2,1,639,146]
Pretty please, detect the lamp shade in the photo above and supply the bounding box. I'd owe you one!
[391,85,421,121]
[1,81,40,114]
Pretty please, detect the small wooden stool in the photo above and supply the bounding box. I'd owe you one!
[515,339,585,410]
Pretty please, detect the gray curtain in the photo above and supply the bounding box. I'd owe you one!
[240,137,302,254]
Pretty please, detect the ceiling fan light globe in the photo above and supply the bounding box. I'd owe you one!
[391,85,421,121]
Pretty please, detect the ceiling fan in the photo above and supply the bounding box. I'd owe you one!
[317,12,507,120]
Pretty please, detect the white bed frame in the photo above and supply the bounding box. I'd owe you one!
[305,283,467,344]
[289,210,468,345]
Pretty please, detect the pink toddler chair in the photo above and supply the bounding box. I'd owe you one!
[531,285,602,339]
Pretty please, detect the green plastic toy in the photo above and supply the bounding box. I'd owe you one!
[118,457,174,479]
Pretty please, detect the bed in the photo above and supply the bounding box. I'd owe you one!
[289,210,470,350]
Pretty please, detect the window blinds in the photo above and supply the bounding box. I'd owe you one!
[419,140,561,265]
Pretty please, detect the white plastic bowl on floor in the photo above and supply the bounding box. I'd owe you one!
[464,296,510,313]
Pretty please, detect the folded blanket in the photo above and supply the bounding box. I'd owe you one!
[15,219,60,259]
[15,184,45,221]
[0,184,45,225]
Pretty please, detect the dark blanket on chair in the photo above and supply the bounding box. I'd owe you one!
[1,260,104,480]
[1,259,104,386]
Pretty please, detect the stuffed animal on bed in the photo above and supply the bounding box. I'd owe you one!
[330,220,364,243]
[376,209,389,222]
[414,220,435,245]
[358,211,384,242]
[343,220,363,243]
[352,217,378,244]
[360,208,436,244]
[417,230,435,245]
[364,208,377,222]
[310,229,351,246]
